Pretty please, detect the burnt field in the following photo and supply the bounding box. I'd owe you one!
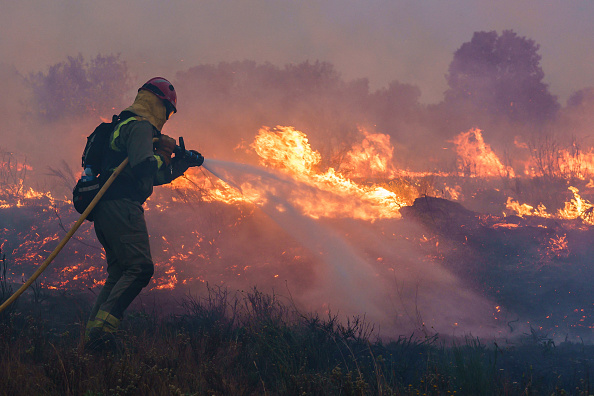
[2,147,594,342]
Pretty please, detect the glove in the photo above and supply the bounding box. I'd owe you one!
[155,135,176,166]
[170,156,191,180]
[167,150,204,182]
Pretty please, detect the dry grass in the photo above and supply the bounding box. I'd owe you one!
[1,283,593,396]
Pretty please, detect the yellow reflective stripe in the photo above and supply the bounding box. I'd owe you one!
[110,116,139,152]
[85,319,100,340]
[154,154,163,169]
[86,319,99,330]
[94,310,121,332]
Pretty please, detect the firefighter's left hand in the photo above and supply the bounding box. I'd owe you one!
[155,135,176,166]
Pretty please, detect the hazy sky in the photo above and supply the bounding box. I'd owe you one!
[2,0,593,104]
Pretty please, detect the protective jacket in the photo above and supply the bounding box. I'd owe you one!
[102,90,183,203]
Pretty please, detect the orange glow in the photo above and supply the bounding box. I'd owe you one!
[252,126,407,220]
[166,125,408,221]
[547,234,569,258]
[505,197,551,218]
[504,188,594,225]
[452,128,515,178]
[338,127,397,179]
[252,126,322,175]
[558,186,594,224]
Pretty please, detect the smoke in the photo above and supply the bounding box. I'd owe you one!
[3,1,594,179]
[202,159,384,316]
[0,63,26,149]
[2,2,594,104]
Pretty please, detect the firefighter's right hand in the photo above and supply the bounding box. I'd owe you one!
[155,135,176,166]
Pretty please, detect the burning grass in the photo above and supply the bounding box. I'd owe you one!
[1,284,593,395]
[2,125,594,338]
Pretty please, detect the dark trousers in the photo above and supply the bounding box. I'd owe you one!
[86,199,154,336]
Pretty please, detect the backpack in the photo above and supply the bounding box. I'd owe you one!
[72,115,121,220]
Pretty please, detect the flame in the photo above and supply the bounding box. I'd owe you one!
[452,128,515,178]
[250,126,407,220]
[558,186,594,224]
[505,197,551,218]
[556,149,594,180]
[167,126,408,221]
[338,127,397,179]
[4,122,594,336]
[505,187,594,225]
[0,160,55,209]
[547,234,569,258]
[252,126,322,174]
[443,185,462,201]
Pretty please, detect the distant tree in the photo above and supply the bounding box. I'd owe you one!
[561,87,594,140]
[282,61,342,93]
[86,54,131,115]
[28,54,131,121]
[567,87,594,108]
[444,30,559,125]
[368,81,422,119]
[177,60,343,99]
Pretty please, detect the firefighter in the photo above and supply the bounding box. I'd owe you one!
[85,77,200,352]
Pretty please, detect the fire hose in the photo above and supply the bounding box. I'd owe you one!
[0,137,203,314]
[0,156,130,313]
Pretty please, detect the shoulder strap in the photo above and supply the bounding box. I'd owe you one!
[109,115,140,153]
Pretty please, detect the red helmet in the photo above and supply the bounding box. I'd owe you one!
[139,77,177,115]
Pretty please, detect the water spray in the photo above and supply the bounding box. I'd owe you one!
[196,158,389,320]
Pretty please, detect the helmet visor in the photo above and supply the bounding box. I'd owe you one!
[164,100,175,120]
